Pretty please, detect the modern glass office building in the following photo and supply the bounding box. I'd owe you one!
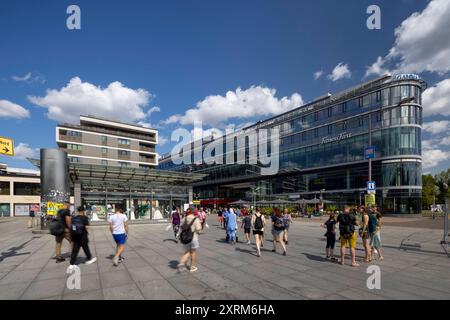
[159,74,426,214]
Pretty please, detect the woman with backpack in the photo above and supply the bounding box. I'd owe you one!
[251,208,266,257]
[178,208,202,272]
[271,208,287,256]
[68,206,97,270]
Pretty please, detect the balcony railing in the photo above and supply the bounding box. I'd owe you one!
[139,157,156,164]
[59,134,82,143]
[118,154,131,160]
[59,123,157,142]
[139,146,156,153]
[61,148,82,155]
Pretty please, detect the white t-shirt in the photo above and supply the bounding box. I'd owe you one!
[110,213,128,234]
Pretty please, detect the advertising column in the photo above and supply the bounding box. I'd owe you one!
[40,149,70,229]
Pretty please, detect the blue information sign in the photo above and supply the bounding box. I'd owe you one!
[365,146,376,159]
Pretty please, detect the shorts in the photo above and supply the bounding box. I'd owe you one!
[326,234,336,249]
[370,232,382,248]
[113,233,127,245]
[183,239,199,251]
[273,228,285,237]
[340,232,357,248]
[55,229,72,244]
[244,228,251,234]
[253,230,264,236]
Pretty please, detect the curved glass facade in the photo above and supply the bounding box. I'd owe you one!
[160,76,426,214]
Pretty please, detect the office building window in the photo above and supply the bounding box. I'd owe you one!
[14,182,40,195]
[68,131,82,137]
[70,157,81,163]
[314,128,319,137]
[102,148,107,154]
[101,136,108,143]
[118,150,130,156]
[119,162,130,167]
[118,138,130,145]
[0,182,10,195]
[328,124,333,134]
[290,135,295,144]
[328,107,332,117]
[101,160,108,166]
[314,112,319,122]
[67,144,82,151]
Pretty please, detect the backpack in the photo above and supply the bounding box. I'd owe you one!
[368,214,378,233]
[48,211,65,236]
[274,216,285,230]
[179,217,197,244]
[338,214,355,239]
[71,215,85,236]
[254,214,263,230]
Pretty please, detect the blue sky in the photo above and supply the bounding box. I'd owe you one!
[1,0,450,174]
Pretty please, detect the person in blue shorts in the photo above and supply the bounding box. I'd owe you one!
[109,207,129,266]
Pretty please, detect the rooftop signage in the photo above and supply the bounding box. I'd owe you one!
[393,74,421,81]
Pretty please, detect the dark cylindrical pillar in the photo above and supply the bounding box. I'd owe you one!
[40,149,70,229]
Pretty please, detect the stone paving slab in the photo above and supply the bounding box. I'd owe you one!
[0,217,449,300]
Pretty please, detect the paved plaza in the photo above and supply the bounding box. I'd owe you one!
[0,216,449,300]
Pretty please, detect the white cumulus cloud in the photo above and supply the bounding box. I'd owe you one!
[422,148,450,169]
[313,70,323,80]
[422,120,450,135]
[0,100,30,119]
[163,86,303,126]
[28,77,152,124]
[422,78,450,117]
[327,63,351,81]
[366,0,450,76]
[14,143,38,160]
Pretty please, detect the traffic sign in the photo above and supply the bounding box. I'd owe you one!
[365,194,376,207]
[367,181,376,191]
[0,136,14,156]
[365,146,376,159]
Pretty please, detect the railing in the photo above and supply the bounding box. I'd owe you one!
[59,123,157,142]
[60,148,82,155]
[59,134,82,143]
[118,154,131,160]
[139,146,156,152]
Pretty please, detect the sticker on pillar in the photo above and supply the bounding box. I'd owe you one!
[46,202,64,216]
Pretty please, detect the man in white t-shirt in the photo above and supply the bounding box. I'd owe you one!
[109,207,129,266]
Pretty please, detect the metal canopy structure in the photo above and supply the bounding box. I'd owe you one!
[68,163,206,188]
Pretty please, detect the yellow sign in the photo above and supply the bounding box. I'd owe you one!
[46,202,64,216]
[365,194,376,207]
[192,200,201,205]
[0,136,14,156]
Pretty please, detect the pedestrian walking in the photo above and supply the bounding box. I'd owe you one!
[178,208,202,272]
[69,206,97,269]
[199,207,207,230]
[251,208,266,257]
[109,207,129,266]
[271,208,287,255]
[217,207,223,227]
[359,206,372,262]
[370,210,384,260]
[227,208,238,244]
[241,211,252,245]
[171,206,181,242]
[337,205,360,267]
[321,212,337,261]
[282,208,293,245]
[52,202,73,263]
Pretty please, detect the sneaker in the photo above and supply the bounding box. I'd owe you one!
[247,241,251,245]
[85,257,97,265]
[285,241,289,245]
[257,252,261,257]
[119,256,125,262]
[271,249,276,252]
[56,257,65,263]
[282,251,287,256]
[67,265,76,271]
[112,256,119,266]
[189,266,198,272]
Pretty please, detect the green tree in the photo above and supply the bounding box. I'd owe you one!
[422,174,436,209]
[435,168,450,203]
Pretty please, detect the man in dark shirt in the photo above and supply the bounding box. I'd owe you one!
[54,202,73,263]
[337,206,360,267]
[241,212,252,245]
[69,206,97,269]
